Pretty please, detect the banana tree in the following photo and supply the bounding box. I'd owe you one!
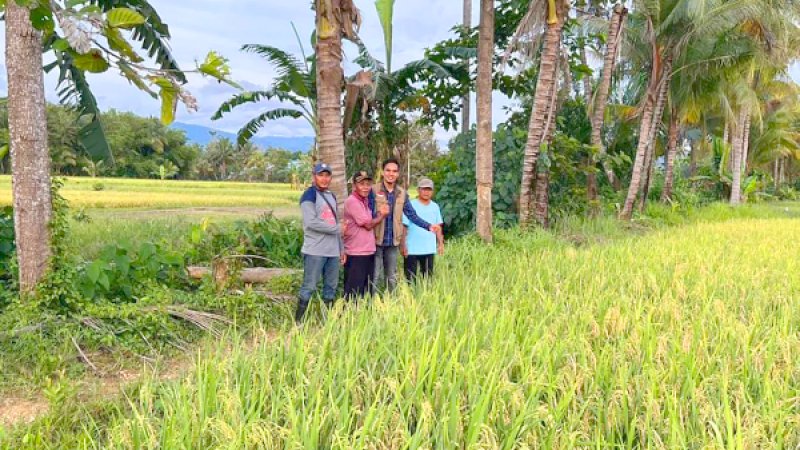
[3,0,236,291]
[343,0,457,180]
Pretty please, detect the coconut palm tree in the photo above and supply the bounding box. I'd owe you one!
[589,3,627,190]
[619,0,763,218]
[516,0,570,227]
[315,0,361,210]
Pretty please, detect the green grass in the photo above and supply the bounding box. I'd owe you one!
[4,202,799,448]
[0,176,300,209]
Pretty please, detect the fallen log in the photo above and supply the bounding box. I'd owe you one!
[187,266,300,284]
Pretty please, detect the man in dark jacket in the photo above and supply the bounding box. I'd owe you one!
[296,162,345,323]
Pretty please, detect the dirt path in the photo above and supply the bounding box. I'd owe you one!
[0,328,281,429]
[0,354,192,428]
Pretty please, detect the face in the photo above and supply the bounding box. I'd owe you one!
[382,162,399,185]
[418,187,434,201]
[355,179,373,197]
[314,171,332,190]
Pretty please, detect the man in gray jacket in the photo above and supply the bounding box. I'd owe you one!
[296,162,345,323]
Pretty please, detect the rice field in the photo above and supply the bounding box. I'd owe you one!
[5,208,799,448]
[0,176,300,209]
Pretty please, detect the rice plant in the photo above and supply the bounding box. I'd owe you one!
[5,213,798,448]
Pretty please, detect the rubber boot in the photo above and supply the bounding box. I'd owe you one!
[295,299,309,325]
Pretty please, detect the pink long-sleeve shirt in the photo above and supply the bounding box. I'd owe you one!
[343,192,377,256]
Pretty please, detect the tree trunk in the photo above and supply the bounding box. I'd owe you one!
[689,138,698,176]
[560,49,574,103]
[590,4,626,191]
[637,68,670,213]
[580,45,592,110]
[532,56,562,228]
[316,0,350,213]
[773,160,778,189]
[729,109,747,205]
[741,112,751,175]
[533,163,550,228]
[519,4,564,227]
[638,143,655,213]
[475,0,493,242]
[661,112,680,202]
[6,1,52,293]
[461,0,472,135]
[620,56,672,220]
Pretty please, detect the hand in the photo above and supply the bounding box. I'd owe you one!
[340,253,347,265]
[340,221,348,235]
[401,246,408,257]
[379,204,390,217]
[437,243,444,256]
[428,224,442,233]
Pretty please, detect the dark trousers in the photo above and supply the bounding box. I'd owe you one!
[344,254,375,300]
[404,254,435,282]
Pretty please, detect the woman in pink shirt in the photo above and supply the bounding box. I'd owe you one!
[343,171,389,300]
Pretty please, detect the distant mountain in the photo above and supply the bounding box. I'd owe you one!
[171,122,314,152]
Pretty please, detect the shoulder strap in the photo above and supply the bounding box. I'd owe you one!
[318,189,337,216]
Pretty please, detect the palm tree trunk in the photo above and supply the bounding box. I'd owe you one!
[661,112,680,202]
[461,0,472,135]
[532,58,562,228]
[590,4,626,191]
[6,1,52,293]
[475,0,493,242]
[638,69,670,212]
[620,56,672,220]
[773,160,779,189]
[741,112,751,175]
[519,3,564,227]
[316,0,350,212]
[689,138,698,176]
[729,109,747,205]
[533,160,550,228]
[580,45,592,109]
[638,145,655,213]
[560,49,574,103]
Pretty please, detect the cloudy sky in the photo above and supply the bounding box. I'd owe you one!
[0,0,492,141]
[0,1,798,141]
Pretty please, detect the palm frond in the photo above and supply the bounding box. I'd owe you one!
[236,109,303,147]
[212,90,302,120]
[502,0,547,67]
[242,44,306,77]
[351,35,386,72]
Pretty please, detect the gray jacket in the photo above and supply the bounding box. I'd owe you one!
[300,186,343,257]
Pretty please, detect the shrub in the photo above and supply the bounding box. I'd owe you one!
[187,213,303,268]
[0,206,14,291]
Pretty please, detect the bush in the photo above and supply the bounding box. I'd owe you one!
[187,213,303,268]
[0,206,14,291]
[76,241,186,300]
[435,126,525,235]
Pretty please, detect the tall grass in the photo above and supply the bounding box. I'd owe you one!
[5,212,799,448]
